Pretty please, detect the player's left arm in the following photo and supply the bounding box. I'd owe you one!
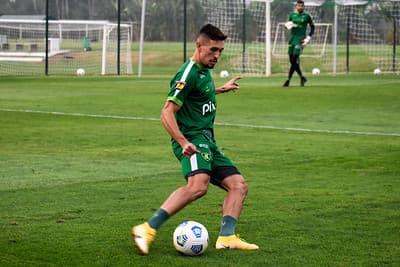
[302,15,315,47]
[308,15,315,37]
[215,76,241,94]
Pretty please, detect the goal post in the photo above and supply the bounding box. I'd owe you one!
[0,19,133,76]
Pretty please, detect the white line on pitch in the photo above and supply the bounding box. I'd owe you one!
[0,108,159,121]
[1,108,399,137]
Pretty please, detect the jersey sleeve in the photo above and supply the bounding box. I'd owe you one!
[289,12,295,21]
[167,63,196,107]
[308,14,315,37]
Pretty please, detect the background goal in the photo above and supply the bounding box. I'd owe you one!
[199,0,399,76]
[0,19,133,76]
[273,22,333,73]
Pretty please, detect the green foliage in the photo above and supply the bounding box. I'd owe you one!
[2,0,397,42]
[0,75,399,266]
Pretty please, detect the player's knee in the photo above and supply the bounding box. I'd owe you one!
[238,181,249,197]
[186,185,208,200]
[223,175,248,197]
[192,187,208,200]
[230,180,248,198]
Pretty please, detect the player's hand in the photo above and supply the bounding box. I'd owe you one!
[217,76,242,94]
[302,36,311,48]
[181,142,199,158]
[285,21,294,30]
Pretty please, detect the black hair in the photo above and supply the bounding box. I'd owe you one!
[198,24,227,41]
[297,0,305,4]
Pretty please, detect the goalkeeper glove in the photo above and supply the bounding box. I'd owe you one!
[302,36,311,47]
[284,21,294,30]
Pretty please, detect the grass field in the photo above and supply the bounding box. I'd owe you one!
[1,74,399,266]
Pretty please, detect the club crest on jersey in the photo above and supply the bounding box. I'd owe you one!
[201,152,211,161]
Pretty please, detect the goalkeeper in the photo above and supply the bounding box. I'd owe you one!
[283,0,315,87]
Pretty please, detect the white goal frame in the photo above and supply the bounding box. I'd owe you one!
[273,22,333,58]
[0,19,133,75]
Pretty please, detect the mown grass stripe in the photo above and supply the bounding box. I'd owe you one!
[2,108,399,137]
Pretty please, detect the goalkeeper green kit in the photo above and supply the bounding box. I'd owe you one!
[288,11,315,55]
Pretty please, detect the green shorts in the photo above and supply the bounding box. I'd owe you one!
[288,43,303,56]
[172,129,240,186]
[288,36,303,56]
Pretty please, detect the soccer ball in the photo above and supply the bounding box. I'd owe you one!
[373,68,381,75]
[173,221,209,256]
[312,68,320,76]
[220,70,229,78]
[76,68,85,76]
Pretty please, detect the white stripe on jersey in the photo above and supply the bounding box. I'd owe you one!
[180,59,195,83]
[190,153,198,171]
[173,59,195,97]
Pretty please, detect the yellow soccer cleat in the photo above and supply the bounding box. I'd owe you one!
[215,234,259,251]
[132,222,156,255]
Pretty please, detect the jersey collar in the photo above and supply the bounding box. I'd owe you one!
[190,57,210,72]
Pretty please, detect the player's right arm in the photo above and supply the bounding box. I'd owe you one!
[160,101,199,158]
[285,13,295,30]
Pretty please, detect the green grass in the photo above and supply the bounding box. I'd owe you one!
[0,74,399,266]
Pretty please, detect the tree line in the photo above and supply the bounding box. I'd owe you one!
[0,0,397,42]
[1,0,207,41]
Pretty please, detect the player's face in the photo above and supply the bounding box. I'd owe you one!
[296,3,305,13]
[198,40,224,69]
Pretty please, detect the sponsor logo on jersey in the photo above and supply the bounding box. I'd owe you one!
[175,81,186,90]
[199,143,209,149]
[202,101,216,116]
[173,81,186,97]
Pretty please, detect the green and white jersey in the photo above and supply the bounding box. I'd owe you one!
[288,11,314,44]
[167,59,216,137]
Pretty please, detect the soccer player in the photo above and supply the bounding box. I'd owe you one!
[132,24,259,255]
[283,0,315,87]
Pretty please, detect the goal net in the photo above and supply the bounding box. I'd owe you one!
[200,0,269,76]
[198,0,399,76]
[199,0,333,76]
[336,0,400,73]
[0,19,133,76]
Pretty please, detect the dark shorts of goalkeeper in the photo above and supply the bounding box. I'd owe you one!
[172,130,240,190]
